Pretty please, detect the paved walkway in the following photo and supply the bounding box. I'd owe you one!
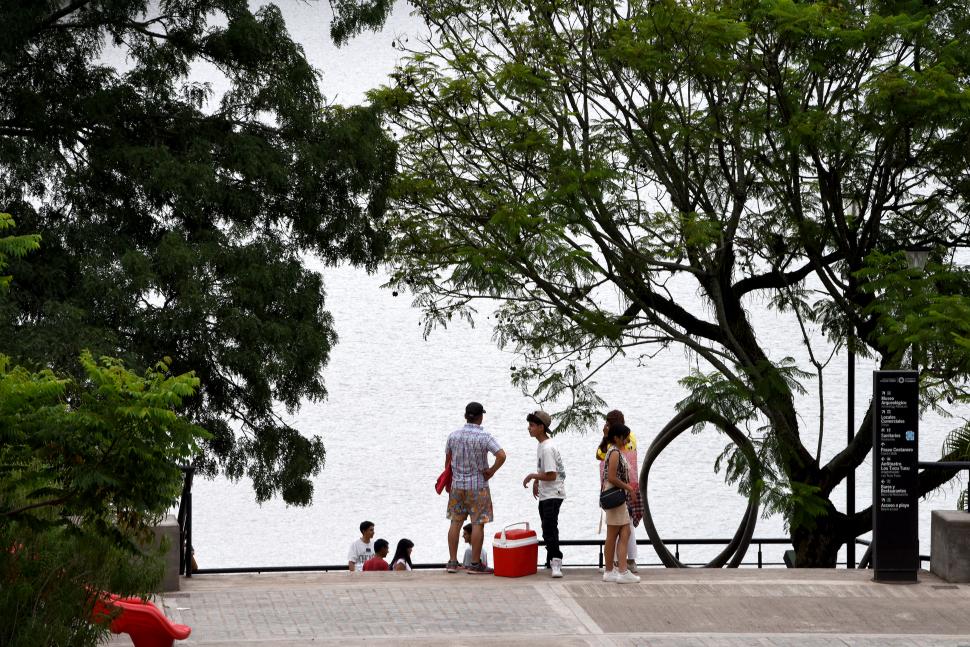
[110,568,970,646]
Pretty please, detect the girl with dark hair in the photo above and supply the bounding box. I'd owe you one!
[600,423,640,584]
[597,409,642,573]
[390,538,414,571]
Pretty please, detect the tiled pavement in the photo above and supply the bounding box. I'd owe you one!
[107,568,970,646]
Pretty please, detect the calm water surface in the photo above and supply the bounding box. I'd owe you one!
[189,3,963,569]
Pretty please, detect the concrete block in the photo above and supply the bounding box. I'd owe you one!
[930,509,970,583]
[148,514,181,592]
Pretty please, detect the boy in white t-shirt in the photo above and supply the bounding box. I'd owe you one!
[348,520,376,571]
[461,523,488,569]
[521,410,566,578]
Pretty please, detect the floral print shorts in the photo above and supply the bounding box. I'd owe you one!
[447,488,494,524]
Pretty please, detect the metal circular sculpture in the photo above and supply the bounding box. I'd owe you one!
[639,407,762,568]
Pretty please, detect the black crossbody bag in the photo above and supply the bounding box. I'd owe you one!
[599,448,627,509]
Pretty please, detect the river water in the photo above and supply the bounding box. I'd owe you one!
[188,2,964,569]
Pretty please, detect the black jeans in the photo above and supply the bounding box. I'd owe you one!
[538,497,563,564]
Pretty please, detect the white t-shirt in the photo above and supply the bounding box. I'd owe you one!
[391,558,412,571]
[348,539,374,570]
[536,439,566,500]
[462,547,488,568]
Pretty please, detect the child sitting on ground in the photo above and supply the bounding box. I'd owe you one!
[461,523,488,569]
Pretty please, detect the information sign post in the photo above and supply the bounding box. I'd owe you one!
[872,370,919,582]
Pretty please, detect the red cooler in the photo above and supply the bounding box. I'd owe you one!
[492,522,538,577]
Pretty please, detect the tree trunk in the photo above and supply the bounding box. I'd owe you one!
[791,500,847,567]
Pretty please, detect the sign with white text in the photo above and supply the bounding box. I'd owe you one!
[872,370,919,582]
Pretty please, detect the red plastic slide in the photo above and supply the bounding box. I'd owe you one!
[92,594,191,647]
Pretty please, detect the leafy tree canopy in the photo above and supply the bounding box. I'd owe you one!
[0,1,397,504]
[371,0,970,565]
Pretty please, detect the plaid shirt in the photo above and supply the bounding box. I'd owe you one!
[446,423,502,491]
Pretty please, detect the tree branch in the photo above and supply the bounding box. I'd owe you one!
[31,0,94,35]
[733,252,842,297]
[3,496,71,517]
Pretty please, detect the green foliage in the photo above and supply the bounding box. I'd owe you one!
[1,128,194,647]
[0,523,163,647]
[0,352,208,539]
[763,480,832,534]
[330,0,396,46]
[377,0,970,563]
[860,251,970,405]
[0,212,40,292]
[679,370,758,427]
[943,422,970,461]
[942,397,970,511]
[0,350,205,646]
[0,1,397,504]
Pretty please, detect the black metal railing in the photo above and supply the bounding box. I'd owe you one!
[174,461,962,576]
[854,537,931,569]
[570,537,795,570]
[175,466,194,578]
[191,537,896,574]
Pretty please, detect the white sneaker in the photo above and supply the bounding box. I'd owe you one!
[615,569,641,584]
[551,558,563,578]
[626,558,639,574]
[602,569,618,582]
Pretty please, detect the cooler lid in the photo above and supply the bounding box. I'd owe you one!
[495,528,536,541]
[493,535,538,549]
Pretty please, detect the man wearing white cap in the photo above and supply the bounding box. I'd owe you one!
[522,410,566,578]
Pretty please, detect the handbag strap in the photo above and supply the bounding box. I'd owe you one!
[602,447,626,486]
